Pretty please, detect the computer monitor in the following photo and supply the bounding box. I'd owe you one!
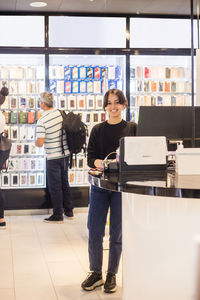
[137,106,200,149]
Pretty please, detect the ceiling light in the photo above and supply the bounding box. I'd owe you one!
[30,2,47,7]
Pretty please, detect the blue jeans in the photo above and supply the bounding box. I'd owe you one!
[46,156,73,217]
[88,185,122,274]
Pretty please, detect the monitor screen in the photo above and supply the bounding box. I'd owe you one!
[137,106,200,149]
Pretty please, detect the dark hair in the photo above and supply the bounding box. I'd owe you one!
[103,89,128,110]
[0,82,9,105]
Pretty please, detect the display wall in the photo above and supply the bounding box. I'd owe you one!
[0,54,45,189]
[49,54,125,186]
[129,55,192,122]
[0,13,195,209]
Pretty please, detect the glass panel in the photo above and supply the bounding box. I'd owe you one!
[129,55,192,122]
[0,16,44,47]
[0,54,45,189]
[130,18,191,48]
[49,16,126,48]
[49,54,126,185]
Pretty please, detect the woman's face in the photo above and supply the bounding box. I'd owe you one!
[105,93,125,118]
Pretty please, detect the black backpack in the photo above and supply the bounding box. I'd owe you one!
[59,111,88,168]
[0,133,12,171]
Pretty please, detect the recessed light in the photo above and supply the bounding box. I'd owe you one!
[30,2,47,7]
[89,0,94,2]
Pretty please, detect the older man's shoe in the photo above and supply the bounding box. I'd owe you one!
[44,215,64,223]
[0,221,6,229]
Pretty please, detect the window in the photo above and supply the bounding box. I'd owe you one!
[49,16,126,48]
[130,18,191,48]
[0,16,44,47]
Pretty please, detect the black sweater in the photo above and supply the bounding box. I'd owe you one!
[87,120,137,168]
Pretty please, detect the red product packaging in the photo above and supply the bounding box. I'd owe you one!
[144,67,150,78]
[94,67,101,79]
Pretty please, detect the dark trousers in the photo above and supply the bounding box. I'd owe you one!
[46,156,73,217]
[87,185,122,274]
[0,189,4,218]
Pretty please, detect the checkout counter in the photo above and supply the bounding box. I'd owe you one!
[88,146,200,300]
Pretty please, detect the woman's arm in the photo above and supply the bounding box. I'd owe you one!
[132,122,137,136]
[87,125,102,169]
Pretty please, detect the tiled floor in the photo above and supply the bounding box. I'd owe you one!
[0,208,122,300]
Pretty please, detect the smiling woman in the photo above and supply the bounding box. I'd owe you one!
[81,89,137,293]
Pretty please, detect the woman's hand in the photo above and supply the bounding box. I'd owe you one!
[94,159,103,171]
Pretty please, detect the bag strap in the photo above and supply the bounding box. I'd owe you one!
[59,110,72,171]
[59,110,65,157]
[69,153,73,169]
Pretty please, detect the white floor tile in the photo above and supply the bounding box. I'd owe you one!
[15,285,57,300]
[48,260,86,286]
[41,243,77,262]
[2,212,122,300]
[0,288,15,300]
[55,285,101,300]
[0,264,14,289]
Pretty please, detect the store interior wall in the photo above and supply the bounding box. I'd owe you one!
[0,12,197,210]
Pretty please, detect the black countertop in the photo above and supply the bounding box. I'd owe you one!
[88,170,200,198]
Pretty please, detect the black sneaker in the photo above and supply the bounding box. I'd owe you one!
[81,272,104,291]
[0,221,6,229]
[44,215,64,223]
[104,272,117,293]
[64,210,74,219]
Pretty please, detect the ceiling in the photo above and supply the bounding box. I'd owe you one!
[0,0,195,16]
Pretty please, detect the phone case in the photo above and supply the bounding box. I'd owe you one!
[2,111,10,124]
[19,111,26,124]
[10,111,17,124]
[27,111,35,124]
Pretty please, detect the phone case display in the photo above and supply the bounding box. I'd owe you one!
[0,55,45,189]
[130,55,192,122]
[49,55,125,186]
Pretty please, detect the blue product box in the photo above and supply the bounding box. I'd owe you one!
[49,80,57,93]
[71,66,79,79]
[115,66,121,79]
[79,80,87,93]
[101,67,108,79]
[64,80,72,94]
[64,66,71,80]
[108,80,117,90]
[86,66,94,79]
[79,66,86,79]
[72,81,79,93]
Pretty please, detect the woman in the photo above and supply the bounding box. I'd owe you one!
[0,83,9,229]
[81,89,137,293]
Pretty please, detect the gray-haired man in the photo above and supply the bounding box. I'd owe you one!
[35,92,73,222]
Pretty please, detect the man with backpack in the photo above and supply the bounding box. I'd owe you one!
[35,91,73,223]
